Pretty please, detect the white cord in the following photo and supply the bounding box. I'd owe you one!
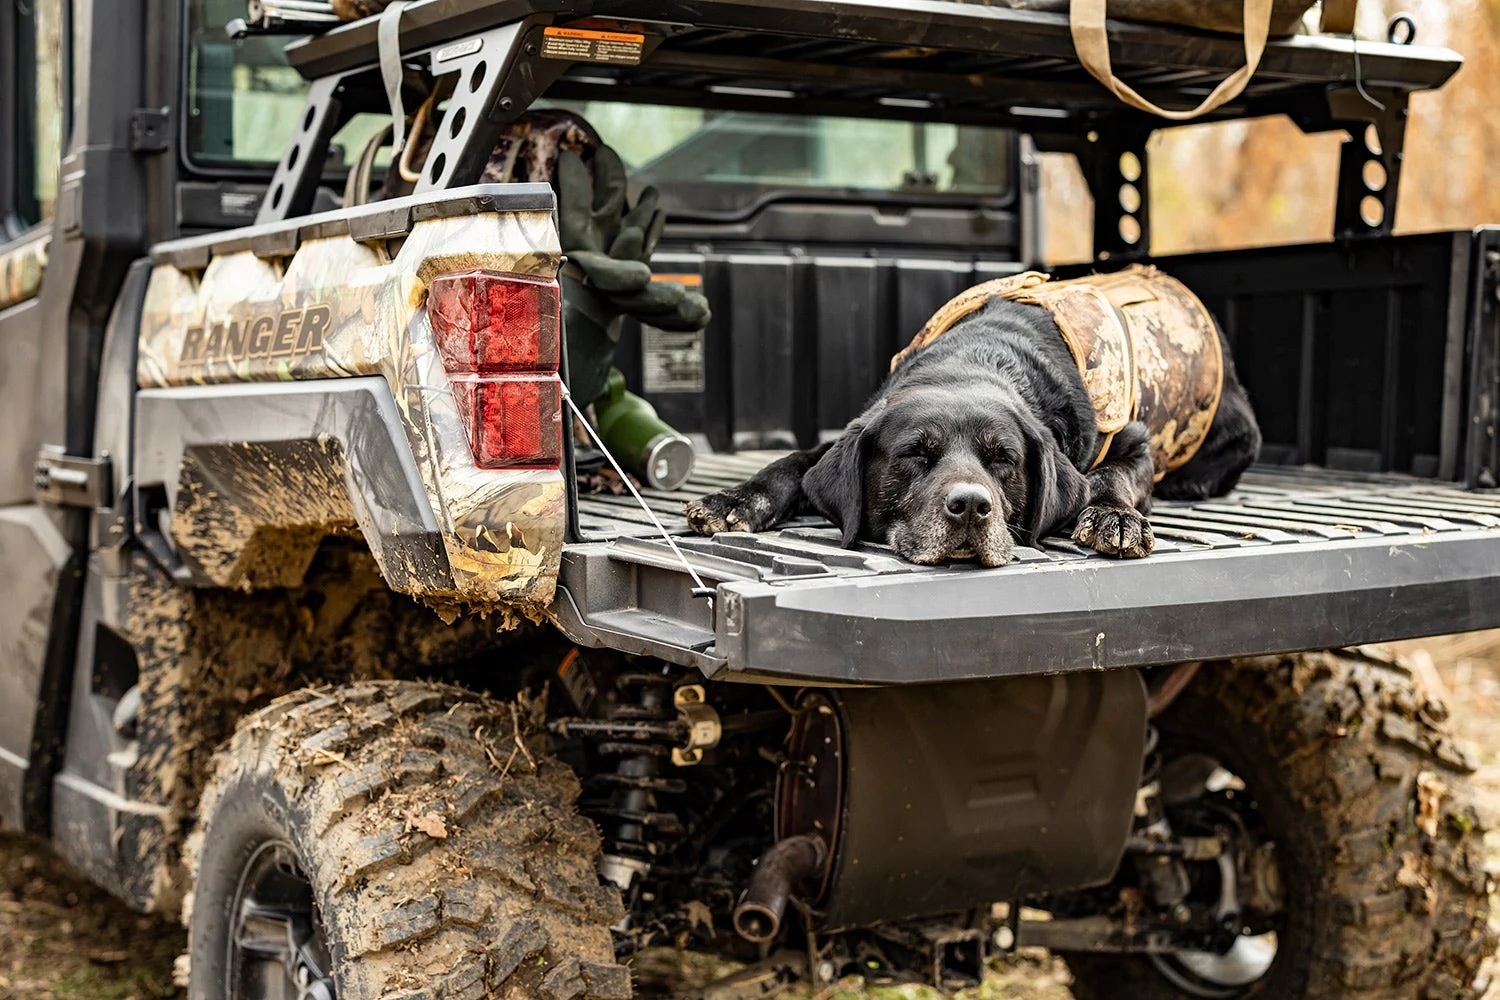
[1351,34,1387,112]
[406,382,715,600]
[562,387,712,596]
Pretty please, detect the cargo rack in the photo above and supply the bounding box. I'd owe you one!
[257,0,1460,256]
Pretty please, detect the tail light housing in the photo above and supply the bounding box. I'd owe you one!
[427,270,562,469]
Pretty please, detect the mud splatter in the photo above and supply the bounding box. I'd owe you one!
[120,540,526,917]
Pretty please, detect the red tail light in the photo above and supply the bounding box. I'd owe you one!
[427,270,562,469]
[448,376,563,469]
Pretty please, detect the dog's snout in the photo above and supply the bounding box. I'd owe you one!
[943,483,993,523]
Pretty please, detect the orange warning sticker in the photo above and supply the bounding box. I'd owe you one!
[540,26,646,65]
[652,273,704,288]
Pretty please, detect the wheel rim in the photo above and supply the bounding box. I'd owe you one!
[1148,762,1281,998]
[229,839,336,1000]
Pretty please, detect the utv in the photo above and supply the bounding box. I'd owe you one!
[1,0,1497,997]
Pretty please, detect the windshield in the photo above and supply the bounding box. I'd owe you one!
[184,0,386,171]
[541,99,1014,216]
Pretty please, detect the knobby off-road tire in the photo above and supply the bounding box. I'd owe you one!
[186,680,632,1000]
[1066,649,1495,1000]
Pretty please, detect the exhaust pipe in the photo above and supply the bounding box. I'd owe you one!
[733,835,828,943]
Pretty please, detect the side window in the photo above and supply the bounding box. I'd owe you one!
[186,0,390,173]
[10,0,66,231]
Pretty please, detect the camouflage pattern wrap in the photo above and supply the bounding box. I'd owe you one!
[0,231,49,313]
[379,108,604,204]
[1015,280,1135,464]
[137,210,567,611]
[481,110,602,188]
[899,264,1224,478]
[893,270,1051,366]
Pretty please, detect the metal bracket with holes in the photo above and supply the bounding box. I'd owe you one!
[671,684,721,766]
[34,446,112,509]
[255,18,582,222]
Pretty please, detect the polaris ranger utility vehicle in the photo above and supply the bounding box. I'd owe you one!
[2,0,1498,997]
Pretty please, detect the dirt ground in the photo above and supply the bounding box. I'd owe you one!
[4,633,1500,1000]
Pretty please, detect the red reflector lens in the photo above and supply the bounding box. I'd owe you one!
[428,269,564,470]
[450,375,563,469]
[428,270,560,374]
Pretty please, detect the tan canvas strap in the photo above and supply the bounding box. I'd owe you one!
[378,1,411,153]
[1069,0,1275,121]
[1012,284,1137,468]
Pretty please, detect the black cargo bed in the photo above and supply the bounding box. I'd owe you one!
[553,453,1500,683]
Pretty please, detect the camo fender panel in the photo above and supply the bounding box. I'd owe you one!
[0,232,49,313]
[136,211,565,609]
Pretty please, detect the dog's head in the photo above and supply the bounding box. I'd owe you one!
[804,382,1087,566]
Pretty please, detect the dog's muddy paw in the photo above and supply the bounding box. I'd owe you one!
[1072,505,1155,558]
[684,489,774,535]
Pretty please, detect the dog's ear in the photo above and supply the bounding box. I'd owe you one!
[803,411,880,548]
[1021,416,1089,545]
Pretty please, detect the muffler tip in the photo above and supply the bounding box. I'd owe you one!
[732,834,828,944]
[732,903,781,943]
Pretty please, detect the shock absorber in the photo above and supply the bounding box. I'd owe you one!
[548,668,721,895]
[596,672,682,893]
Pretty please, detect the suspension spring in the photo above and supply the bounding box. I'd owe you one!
[552,671,689,893]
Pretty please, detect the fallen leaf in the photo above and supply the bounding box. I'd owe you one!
[684,900,714,935]
[409,811,449,839]
[1396,852,1437,914]
[1416,770,1445,837]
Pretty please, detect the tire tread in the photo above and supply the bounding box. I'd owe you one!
[1066,649,1495,1000]
[189,680,630,999]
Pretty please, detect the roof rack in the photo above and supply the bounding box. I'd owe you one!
[284,0,1459,97]
[259,0,1461,258]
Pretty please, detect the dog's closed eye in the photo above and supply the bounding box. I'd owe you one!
[978,439,1019,477]
[896,438,940,469]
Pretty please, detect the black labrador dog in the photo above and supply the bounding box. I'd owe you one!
[684,287,1260,565]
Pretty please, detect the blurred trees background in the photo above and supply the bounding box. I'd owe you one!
[1042,0,1500,261]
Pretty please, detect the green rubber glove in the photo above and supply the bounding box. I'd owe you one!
[555,141,712,403]
[646,290,712,332]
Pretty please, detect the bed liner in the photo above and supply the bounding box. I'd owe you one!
[555,452,1500,683]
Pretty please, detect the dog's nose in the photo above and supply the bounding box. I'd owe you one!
[944,484,993,523]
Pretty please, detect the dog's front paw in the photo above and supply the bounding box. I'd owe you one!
[1072,505,1155,558]
[684,487,775,535]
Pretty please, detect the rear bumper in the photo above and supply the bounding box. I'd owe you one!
[712,528,1500,683]
[559,456,1500,684]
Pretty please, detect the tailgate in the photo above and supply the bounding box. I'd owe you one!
[555,453,1500,682]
